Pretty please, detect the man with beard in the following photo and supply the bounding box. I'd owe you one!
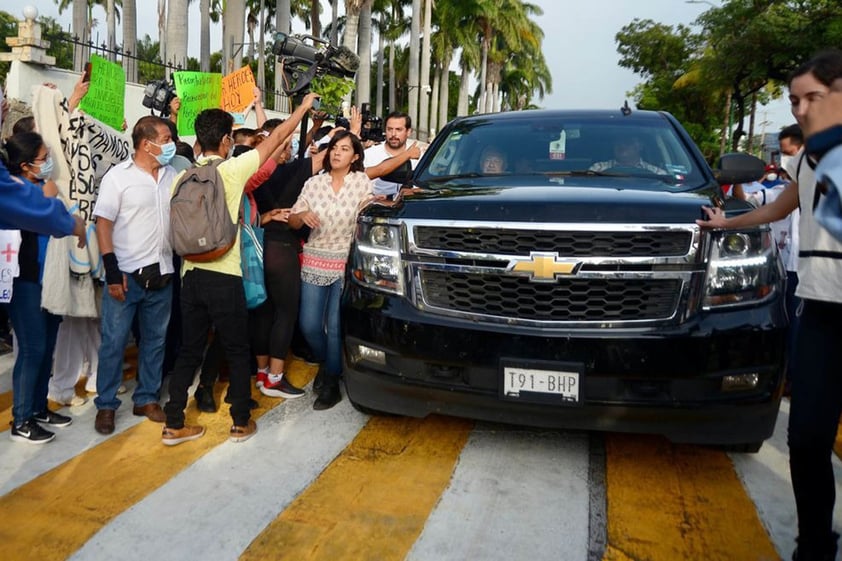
[363,111,418,197]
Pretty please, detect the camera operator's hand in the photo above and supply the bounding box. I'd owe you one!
[169,97,181,114]
[168,97,181,124]
[349,105,362,138]
[301,92,320,112]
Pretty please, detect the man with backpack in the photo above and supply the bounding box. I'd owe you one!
[161,92,320,446]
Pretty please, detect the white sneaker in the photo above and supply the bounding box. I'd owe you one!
[85,383,127,395]
[48,393,88,407]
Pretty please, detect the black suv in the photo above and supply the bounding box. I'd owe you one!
[342,109,785,452]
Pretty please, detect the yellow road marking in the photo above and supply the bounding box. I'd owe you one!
[0,361,315,561]
[240,415,473,561]
[0,390,11,430]
[602,434,780,561]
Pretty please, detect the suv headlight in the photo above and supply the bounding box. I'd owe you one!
[350,222,405,295]
[703,229,782,308]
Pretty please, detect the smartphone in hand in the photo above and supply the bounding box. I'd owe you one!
[82,62,92,83]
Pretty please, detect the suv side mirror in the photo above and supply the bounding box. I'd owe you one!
[713,153,766,185]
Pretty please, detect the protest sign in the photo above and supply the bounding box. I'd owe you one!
[173,71,222,137]
[221,66,256,114]
[0,231,21,304]
[78,54,126,131]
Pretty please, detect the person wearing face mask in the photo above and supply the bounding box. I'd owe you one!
[762,163,787,188]
[89,116,178,435]
[698,49,842,561]
[2,131,79,443]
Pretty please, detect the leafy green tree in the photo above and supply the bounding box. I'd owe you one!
[0,10,19,85]
[695,0,842,150]
[618,0,842,157]
[615,18,723,159]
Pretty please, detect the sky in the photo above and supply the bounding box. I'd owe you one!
[19,0,795,133]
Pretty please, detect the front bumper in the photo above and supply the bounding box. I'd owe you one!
[342,287,786,445]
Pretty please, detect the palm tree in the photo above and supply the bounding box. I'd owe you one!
[165,0,189,71]
[122,0,137,81]
[356,0,373,105]
[56,0,120,70]
[223,0,247,74]
[106,0,116,60]
[417,0,431,140]
[157,0,165,68]
[407,0,420,136]
[371,0,409,116]
[71,0,88,71]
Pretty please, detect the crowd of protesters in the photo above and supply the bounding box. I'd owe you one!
[0,77,421,447]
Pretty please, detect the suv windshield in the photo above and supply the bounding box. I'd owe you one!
[418,114,706,189]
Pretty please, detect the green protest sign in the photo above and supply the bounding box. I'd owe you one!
[78,54,126,131]
[173,72,223,137]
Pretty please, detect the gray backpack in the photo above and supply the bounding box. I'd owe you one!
[170,159,238,262]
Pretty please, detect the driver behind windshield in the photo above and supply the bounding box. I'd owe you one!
[479,145,507,174]
[590,135,666,174]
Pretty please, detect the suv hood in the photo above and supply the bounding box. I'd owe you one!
[366,183,720,224]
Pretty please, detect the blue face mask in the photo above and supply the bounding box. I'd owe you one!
[290,137,300,159]
[34,155,54,180]
[153,141,177,166]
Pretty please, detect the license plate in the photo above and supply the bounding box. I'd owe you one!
[502,364,581,405]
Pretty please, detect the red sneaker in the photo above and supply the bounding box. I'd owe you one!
[255,371,268,389]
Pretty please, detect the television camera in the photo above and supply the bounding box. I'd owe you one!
[142,79,177,117]
[327,104,383,143]
[271,32,359,96]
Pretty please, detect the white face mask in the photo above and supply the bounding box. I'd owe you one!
[780,155,794,173]
[766,173,778,182]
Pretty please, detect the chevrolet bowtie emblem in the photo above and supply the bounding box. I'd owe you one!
[508,252,580,282]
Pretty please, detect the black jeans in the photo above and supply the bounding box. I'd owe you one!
[251,239,301,361]
[788,298,842,549]
[165,269,251,427]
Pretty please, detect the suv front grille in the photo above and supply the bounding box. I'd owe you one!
[414,227,692,257]
[420,271,681,322]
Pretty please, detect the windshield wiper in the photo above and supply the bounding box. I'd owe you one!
[422,173,486,182]
[543,169,679,184]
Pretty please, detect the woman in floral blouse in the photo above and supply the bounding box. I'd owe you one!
[289,130,374,410]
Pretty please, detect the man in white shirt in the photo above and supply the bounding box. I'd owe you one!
[92,116,177,435]
[364,111,418,197]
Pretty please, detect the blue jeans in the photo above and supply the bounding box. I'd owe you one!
[299,278,343,379]
[7,280,61,425]
[95,274,172,410]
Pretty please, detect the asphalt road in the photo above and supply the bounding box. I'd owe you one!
[1,352,841,561]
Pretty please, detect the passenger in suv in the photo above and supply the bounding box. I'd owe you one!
[590,134,665,174]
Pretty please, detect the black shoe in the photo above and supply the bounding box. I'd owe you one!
[793,532,839,561]
[10,419,55,444]
[313,381,342,411]
[32,410,72,427]
[259,374,306,399]
[313,366,326,393]
[194,385,217,413]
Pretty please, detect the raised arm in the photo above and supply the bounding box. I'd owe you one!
[67,75,90,113]
[365,142,422,180]
[254,92,319,166]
